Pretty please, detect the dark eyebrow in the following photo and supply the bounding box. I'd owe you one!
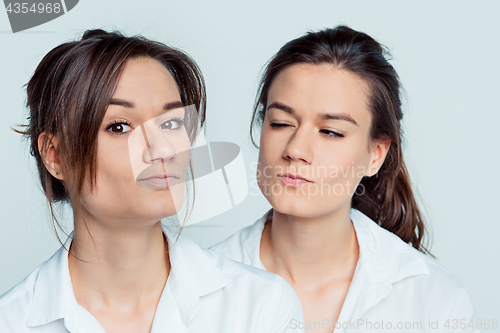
[267,101,358,126]
[267,102,294,114]
[318,113,358,126]
[109,99,184,111]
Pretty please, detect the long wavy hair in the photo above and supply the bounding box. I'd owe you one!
[251,25,430,254]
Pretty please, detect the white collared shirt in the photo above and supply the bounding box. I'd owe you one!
[0,225,304,333]
[210,208,479,333]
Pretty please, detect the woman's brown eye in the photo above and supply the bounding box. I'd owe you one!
[106,122,132,136]
[161,122,172,130]
[159,118,184,130]
[112,124,123,133]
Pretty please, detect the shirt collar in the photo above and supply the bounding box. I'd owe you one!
[339,209,430,324]
[245,208,430,325]
[246,208,429,286]
[27,224,233,328]
[162,225,233,322]
[244,212,269,270]
[26,234,73,327]
[349,208,429,286]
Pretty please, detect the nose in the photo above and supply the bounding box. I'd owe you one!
[141,122,176,164]
[282,125,314,164]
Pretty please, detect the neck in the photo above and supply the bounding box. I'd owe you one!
[68,208,170,313]
[261,203,359,286]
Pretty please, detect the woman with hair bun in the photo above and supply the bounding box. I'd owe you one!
[0,29,304,333]
[212,26,478,333]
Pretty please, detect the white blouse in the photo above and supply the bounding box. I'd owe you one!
[210,208,479,333]
[0,225,304,333]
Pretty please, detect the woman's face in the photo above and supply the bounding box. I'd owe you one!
[257,63,389,218]
[78,57,191,227]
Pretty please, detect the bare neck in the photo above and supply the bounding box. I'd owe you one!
[68,209,170,313]
[260,204,359,287]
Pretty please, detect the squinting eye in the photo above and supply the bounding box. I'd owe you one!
[160,118,185,130]
[106,121,132,136]
[320,129,344,138]
[270,122,291,128]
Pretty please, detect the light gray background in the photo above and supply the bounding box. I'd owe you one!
[1,0,498,322]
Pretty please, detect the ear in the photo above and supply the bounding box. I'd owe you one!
[366,139,391,177]
[38,132,64,180]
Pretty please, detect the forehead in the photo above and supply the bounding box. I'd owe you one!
[113,57,180,100]
[267,63,371,123]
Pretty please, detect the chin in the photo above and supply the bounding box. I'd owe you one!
[138,194,183,219]
[267,191,350,219]
[139,206,178,221]
[266,193,319,218]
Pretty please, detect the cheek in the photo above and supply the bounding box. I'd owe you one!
[179,133,191,155]
[76,136,134,213]
[257,131,281,180]
[176,134,192,171]
[259,126,282,163]
[256,150,267,185]
[257,132,276,193]
[325,137,371,179]
[128,127,148,181]
[100,138,133,179]
[91,136,136,203]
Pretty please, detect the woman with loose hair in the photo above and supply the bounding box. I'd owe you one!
[0,29,304,333]
[211,26,477,332]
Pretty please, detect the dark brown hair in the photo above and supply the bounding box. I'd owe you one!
[15,29,206,241]
[251,25,430,254]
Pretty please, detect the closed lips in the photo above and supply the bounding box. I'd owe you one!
[278,173,312,182]
[138,173,179,181]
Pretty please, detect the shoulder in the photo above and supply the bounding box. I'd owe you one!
[0,266,40,329]
[411,249,473,302]
[201,247,304,331]
[0,266,40,307]
[352,209,475,315]
[169,223,295,297]
[373,219,470,297]
[202,246,287,287]
[393,249,476,319]
[209,214,266,262]
[202,247,301,308]
[352,208,463,286]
